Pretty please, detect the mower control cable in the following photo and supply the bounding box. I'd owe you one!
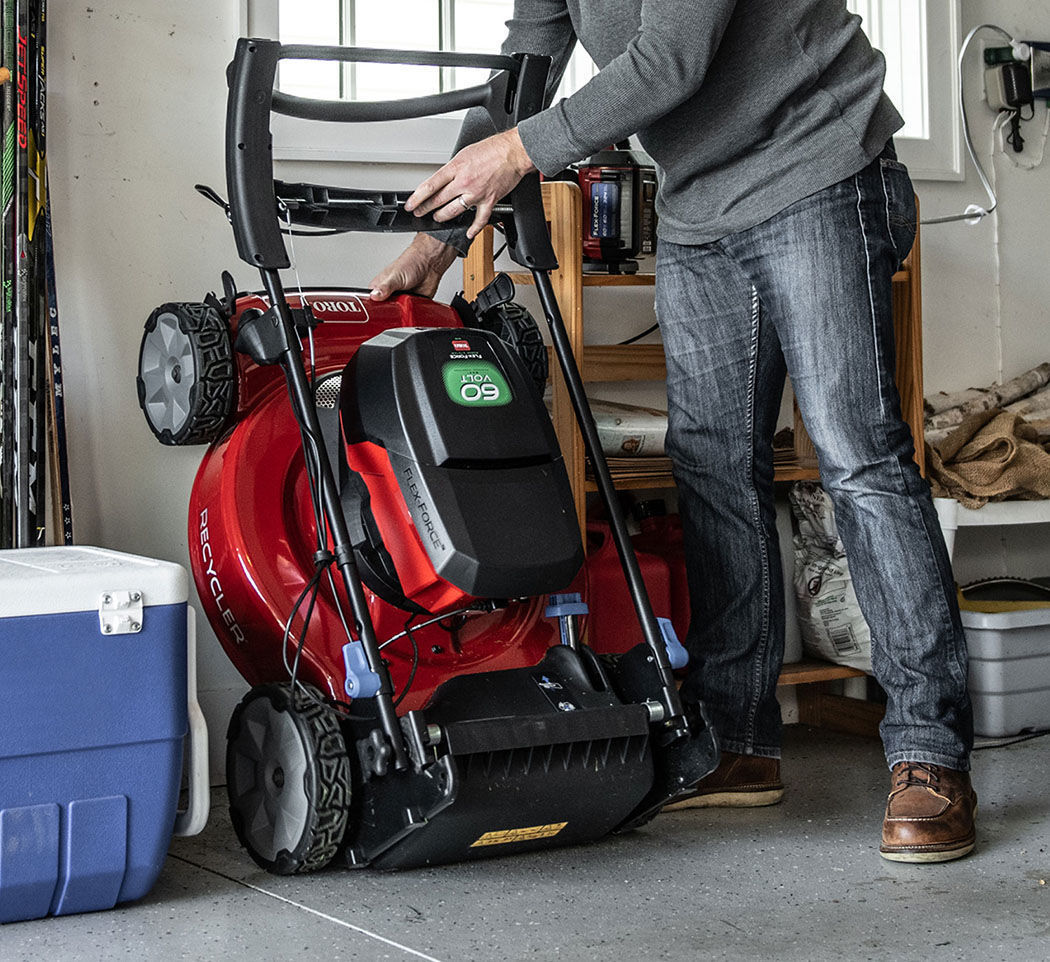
[378,605,480,650]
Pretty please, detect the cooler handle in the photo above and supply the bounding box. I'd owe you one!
[174,606,210,837]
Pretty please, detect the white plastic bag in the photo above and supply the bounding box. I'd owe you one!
[789,482,872,672]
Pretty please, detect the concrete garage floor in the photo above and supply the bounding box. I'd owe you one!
[2,724,1048,962]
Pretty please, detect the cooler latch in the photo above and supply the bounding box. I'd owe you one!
[98,590,144,635]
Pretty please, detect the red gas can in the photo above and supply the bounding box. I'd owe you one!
[632,500,690,645]
[583,520,671,654]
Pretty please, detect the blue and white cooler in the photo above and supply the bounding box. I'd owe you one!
[0,547,209,924]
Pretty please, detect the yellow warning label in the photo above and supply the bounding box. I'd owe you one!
[469,822,568,848]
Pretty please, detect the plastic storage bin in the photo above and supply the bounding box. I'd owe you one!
[961,606,1050,737]
[0,547,208,924]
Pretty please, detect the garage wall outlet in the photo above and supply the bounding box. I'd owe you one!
[1025,42,1050,99]
[985,62,1033,111]
[984,41,1050,102]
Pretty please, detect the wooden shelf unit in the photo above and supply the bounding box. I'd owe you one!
[464,180,920,732]
[467,182,925,516]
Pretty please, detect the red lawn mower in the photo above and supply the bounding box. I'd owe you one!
[137,40,717,874]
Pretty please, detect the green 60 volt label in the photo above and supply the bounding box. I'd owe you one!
[443,360,512,407]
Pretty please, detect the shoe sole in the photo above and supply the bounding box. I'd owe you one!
[662,787,785,811]
[879,840,975,863]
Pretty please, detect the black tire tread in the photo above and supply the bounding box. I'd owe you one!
[470,301,548,394]
[137,301,236,446]
[227,683,351,875]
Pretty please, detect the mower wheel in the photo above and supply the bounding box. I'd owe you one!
[226,683,351,875]
[471,301,548,394]
[137,301,236,445]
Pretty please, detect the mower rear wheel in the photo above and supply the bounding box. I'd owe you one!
[470,301,548,395]
[137,301,236,445]
[226,683,351,874]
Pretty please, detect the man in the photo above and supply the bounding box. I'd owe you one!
[369,0,976,863]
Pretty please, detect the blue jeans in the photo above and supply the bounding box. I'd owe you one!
[655,146,973,771]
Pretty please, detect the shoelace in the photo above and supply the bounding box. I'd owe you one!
[895,761,940,789]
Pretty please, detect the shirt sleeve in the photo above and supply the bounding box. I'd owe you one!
[518,0,738,176]
[428,0,578,255]
[454,0,578,153]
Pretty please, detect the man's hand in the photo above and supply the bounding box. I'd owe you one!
[405,127,536,240]
[368,233,459,302]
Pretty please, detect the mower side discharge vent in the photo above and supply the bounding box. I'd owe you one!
[349,647,655,870]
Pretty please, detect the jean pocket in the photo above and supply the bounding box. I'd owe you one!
[879,158,917,269]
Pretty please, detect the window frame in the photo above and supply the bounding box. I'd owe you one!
[244,0,520,164]
[861,0,963,181]
[242,0,963,179]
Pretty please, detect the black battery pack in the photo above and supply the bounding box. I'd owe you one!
[341,327,583,602]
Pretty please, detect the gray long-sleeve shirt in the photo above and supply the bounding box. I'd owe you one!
[451,0,902,247]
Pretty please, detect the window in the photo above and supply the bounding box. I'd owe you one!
[847,0,962,180]
[259,0,594,103]
[246,0,959,179]
[245,0,595,163]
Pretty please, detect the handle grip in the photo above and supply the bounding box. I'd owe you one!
[226,39,557,271]
[271,46,520,124]
[274,181,477,234]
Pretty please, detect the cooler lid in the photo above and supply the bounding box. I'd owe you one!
[0,546,188,618]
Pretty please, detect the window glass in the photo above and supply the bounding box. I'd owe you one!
[277,0,339,99]
[354,3,441,100]
[847,0,927,138]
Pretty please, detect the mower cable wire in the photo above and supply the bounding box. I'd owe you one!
[280,202,329,550]
[379,606,478,649]
[281,558,331,693]
[392,615,420,709]
[282,203,318,383]
[325,567,356,643]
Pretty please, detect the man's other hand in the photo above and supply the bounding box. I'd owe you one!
[368,233,460,302]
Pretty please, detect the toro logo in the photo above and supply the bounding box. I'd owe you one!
[305,295,370,323]
[452,339,472,352]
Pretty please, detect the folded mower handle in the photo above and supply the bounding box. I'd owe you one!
[272,45,520,123]
[226,38,557,271]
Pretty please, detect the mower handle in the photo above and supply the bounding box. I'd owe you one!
[226,38,557,271]
[272,45,519,123]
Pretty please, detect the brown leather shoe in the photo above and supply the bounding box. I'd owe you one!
[662,751,784,811]
[880,762,977,863]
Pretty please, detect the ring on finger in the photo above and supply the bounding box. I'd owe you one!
[457,195,474,212]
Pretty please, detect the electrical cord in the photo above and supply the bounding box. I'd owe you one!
[922,23,1011,224]
[377,600,482,705]
[995,100,1050,170]
[922,23,1033,226]
[618,322,659,346]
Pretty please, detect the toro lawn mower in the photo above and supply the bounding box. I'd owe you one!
[137,40,718,873]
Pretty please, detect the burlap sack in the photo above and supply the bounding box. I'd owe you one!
[926,409,1050,508]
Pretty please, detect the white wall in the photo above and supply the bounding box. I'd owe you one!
[48,2,1050,778]
[914,0,1050,582]
[51,1,250,777]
